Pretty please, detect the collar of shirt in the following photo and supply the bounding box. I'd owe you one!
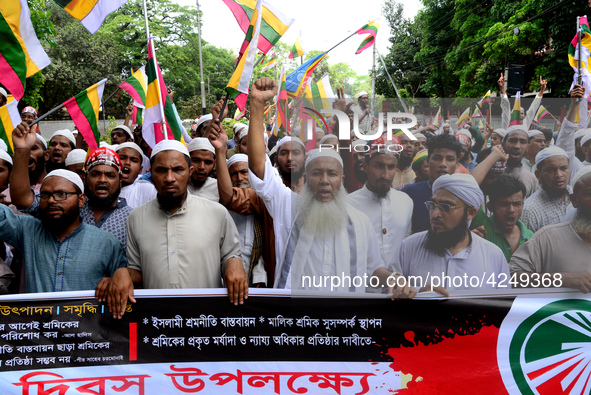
[360,184,391,203]
[47,219,85,242]
[538,185,573,201]
[443,236,474,259]
[158,193,191,217]
[490,214,530,242]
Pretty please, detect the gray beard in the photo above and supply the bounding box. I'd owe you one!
[572,207,591,239]
[296,185,349,238]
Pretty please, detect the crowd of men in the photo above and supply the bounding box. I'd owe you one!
[1,73,591,314]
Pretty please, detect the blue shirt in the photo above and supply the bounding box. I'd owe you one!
[401,180,432,234]
[0,204,127,293]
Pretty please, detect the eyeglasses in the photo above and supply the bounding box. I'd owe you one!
[38,192,79,202]
[425,201,467,213]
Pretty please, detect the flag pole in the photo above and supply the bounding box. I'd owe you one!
[371,39,376,123]
[142,0,168,140]
[29,103,65,127]
[376,47,408,112]
[577,17,583,103]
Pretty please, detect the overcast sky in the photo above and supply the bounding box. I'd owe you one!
[175,0,422,75]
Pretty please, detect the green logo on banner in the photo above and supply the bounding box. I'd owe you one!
[509,299,591,395]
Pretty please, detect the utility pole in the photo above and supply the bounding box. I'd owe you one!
[196,0,207,115]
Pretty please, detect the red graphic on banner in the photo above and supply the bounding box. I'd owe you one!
[129,322,137,361]
[387,326,507,394]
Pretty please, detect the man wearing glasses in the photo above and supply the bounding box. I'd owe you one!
[393,173,509,295]
[0,169,127,293]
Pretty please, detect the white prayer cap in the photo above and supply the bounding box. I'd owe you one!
[0,87,6,99]
[305,148,343,169]
[319,134,338,145]
[238,127,249,141]
[195,114,213,131]
[0,140,7,152]
[115,142,144,160]
[233,123,247,137]
[493,129,506,139]
[35,134,47,149]
[574,128,591,140]
[528,130,544,138]
[51,129,76,146]
[0,149,12,166]
[571,166,591,187]
[99,141,112,149]
[65,149,87,166]
[581,133,591,148]
[227,153,248,168]
[151,139,190,159]
[535,146,568,166]
[268,144,278,156]
[503,125,528,141]
[432,173,484,209]
[112,125,133,140]
[352,139,367,149]
[187,137,215,154]
[44,169,84,193]
[413,132,426,140]
[357,91,368,98]
[442,122,450,127]
[277,136,305,151]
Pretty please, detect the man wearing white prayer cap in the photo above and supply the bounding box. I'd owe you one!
[226,123,248,159]
[350,91,372,133]
[246,77,415,297]
[510,166,591,293]
[0,166,127,293]
[186,137,219,202]
[412,132,427,156]
[521,129,548,173]
[101,138,248,318]
[520,146,572,233]
[502,124,539,198]
[110,125,134,145]
[0,150,12,204]
[65,149,87,185]
[0,87,7,106]
[46,129,76,173]
[193,114,213,138]
[114,142,157,209]
[270,135,306,193]
[490,129,505,147]
[393,173,508,295]
[574,128,591,162]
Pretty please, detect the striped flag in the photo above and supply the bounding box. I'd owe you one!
[471,106,482,118]
[119,66,147,106]
[132,105,143,125]
[262,52,277,72]
[535,106,550,123]
[275,67,290,137]
[286,52,327,98]
[226,0,262,111]
[480,90,492,104]
[234,107,246,120]
[52,0,127,34]
[142,40,184,148]
[0,0,51,100]
[509,91,521,127]
[0,99,21,154]
[456,107,470,129]
[432,106,442,126]
[63,78,107,151]
[568,16,591,71]
[355,21,379,54]
[304,73,335,110]
[221,0,295,55]
[288,32,306,59]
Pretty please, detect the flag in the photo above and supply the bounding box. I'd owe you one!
[119,66,147,107]
[478,120,485,129]
[132,105,142,125]
[226,0,262,111]
[509,91,521,127]
[456,107,470,129]
[52,0,127,34]
[221,0,295,55]
[275,67,289,137]
[234,107,246,120]
[0,0,51,100]
[143,40,184,148]
[471,106,482,118]
[304,73,335,111]
[288,32,306,59]
[63,78,107,151]
[0,99,21,154]
[432,106,442,126]
[568,16,591,128]
[261,52,277,72]
[535,106,550,123]
[355,21,379,55]
[480,90,492,105]
[286,52,327,98]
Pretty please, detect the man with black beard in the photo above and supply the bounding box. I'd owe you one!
[510,167,591,292]
[392,130,416,189]
[186,137,219,202]
[394,173,508,295]
[100,140,247,319]
[502,125,539,198]
[273,136,306,193]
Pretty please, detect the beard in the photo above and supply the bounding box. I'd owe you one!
[572,206,591,239]
[40,204,80,231]
[29,156,46,182]
[398,155,412,169]
[86,186,121,210]
[233,181,251,189]
[190,177,207,190]
[278,166,304,184]
[425,212,469,256]
[45,160,66,173]
[296,185,349,238]
[157,191,187,212]
[506,156,522,168]
[541,180,568,198]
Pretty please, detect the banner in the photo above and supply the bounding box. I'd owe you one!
[0,288,587,394]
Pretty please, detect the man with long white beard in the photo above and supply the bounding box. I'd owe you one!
[248,77,414,296]
[510,167,591,292]
[394,173,509,295]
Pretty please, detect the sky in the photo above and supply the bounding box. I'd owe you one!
[175,0,422,76]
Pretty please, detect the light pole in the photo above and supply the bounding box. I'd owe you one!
[196,0,206,115]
